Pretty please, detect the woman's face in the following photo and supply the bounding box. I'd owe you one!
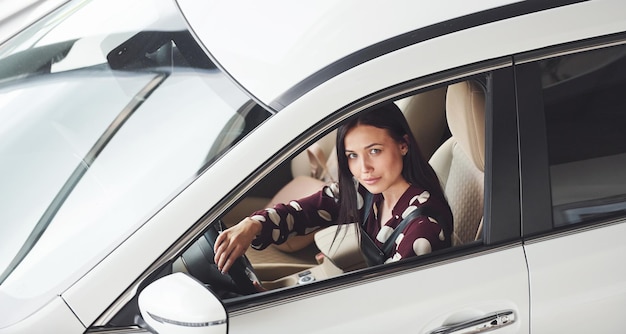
[344,124,409,196]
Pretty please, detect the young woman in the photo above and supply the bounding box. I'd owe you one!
[214,103,453,274]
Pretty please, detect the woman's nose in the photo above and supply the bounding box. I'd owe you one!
[359,156,372,173]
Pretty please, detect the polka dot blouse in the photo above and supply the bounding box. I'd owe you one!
[249,183,453,263]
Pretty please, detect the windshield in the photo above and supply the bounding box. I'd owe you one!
[0,0,271,324]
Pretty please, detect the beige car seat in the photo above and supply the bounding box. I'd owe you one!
[396,86,448,161]
[429,80,485,246]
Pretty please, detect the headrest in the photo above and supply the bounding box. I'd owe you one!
[397,86,447,160]
[445,81,485,172]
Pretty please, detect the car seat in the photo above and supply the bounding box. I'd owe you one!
[429,80,485,246]
[396,86,448,161]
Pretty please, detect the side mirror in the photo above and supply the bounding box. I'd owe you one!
[138,272,227,334]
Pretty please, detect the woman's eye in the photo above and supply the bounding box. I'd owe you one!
[370,148,381,155]
[347,153,357,159]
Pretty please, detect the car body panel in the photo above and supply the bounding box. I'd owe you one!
[1,297,84,334]
[525,221,626,333]
[229,246,529,334]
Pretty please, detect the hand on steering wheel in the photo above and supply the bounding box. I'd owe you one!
[214,217,262,274]
[180,220,261,297]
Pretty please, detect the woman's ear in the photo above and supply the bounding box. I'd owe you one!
[401,134,410,155]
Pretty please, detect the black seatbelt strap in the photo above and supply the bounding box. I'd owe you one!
[361,191,434,259]
[380,208,424,257]
[362,191,374,225]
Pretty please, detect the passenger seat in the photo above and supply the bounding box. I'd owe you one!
[429,80,485,246]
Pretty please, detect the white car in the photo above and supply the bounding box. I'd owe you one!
[1,0,625,333]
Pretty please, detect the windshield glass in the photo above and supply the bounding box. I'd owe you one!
[0,0,270,323]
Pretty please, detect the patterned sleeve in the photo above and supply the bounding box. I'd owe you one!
[385,195,451,263]
[250,183,341,250]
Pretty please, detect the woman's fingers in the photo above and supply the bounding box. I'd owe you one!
[213,218,262,273]
[215,232,234,272]
[214,230,246,273]
[218,242,242,273]
[214,231,227,264]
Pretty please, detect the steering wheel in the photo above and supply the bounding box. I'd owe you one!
[180,220,259,298]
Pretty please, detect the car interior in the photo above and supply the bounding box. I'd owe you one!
[164,77,489,299]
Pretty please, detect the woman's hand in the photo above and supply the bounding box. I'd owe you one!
[214,217,262,274]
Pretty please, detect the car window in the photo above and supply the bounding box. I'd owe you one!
[0,0,271,320]
[540,43,626,226]
[164,75,494,304]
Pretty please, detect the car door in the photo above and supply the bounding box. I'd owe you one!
[516,35,626,333]
[118,62,528,334]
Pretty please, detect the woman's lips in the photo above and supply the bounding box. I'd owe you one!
[362,177,380,185]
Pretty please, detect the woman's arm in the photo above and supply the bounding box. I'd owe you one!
[214,184,340,273]
[214,217,262,273]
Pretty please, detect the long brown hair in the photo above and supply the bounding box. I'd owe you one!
[335,102,448,226]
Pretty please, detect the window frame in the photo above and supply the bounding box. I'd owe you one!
[514,32,626,239]
[218,61,521,312]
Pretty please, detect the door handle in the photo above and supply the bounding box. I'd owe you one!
[427,310,516,334]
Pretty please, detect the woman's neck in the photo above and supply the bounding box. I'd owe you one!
[379,181,410,225]
[381,180,411,209]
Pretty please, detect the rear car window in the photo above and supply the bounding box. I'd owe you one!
[541,43,626,226]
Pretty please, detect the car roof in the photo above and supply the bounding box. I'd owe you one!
[176,0,582,110]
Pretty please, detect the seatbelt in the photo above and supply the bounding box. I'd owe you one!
[361,191,433,261]
[380,208,423,257]
[362,191,374,223]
